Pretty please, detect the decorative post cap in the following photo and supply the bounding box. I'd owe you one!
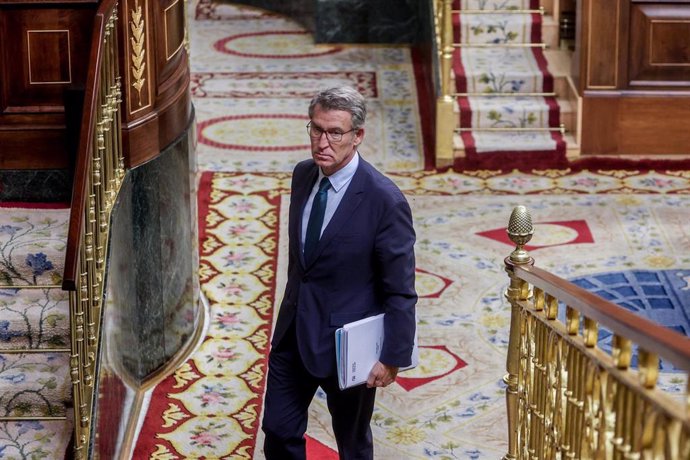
[507,205,534,264]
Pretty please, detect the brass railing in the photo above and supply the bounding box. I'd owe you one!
[62,0,123,457]
[432,0,455,163]
[503,206,690,459]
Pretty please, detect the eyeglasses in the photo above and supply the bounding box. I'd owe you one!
[306,122,356,143]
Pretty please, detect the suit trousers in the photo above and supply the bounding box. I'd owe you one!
[262,321,377,460]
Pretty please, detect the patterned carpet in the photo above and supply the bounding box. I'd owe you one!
[0,204,72,458]
[2,2,689,458]
[191,1,423,173]
[131,169,690,459]
[124,2,690,459]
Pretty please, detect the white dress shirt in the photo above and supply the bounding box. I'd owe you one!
[301,153,360,250]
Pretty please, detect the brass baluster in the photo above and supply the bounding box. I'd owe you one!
[504,205,534,459]
[435,0,454,163]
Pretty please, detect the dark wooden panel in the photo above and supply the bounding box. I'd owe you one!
[121,113,160,167]
[163,0,184,61]
[155,0,185,85]
[629,4,690,87]
[1,7,94,111]
[0,130,68,168]
[581,93,690,155]
[585,0,621,88]
[27,30,71,83]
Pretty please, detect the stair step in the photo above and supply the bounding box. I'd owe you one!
[456,95,560,130]
[454,47,552,94]
[0,416,73,459]
[0,352,71,417]
[0,287,70,350]
[454,129,564,153]
[454,11,541,46]
[0,208,69,287]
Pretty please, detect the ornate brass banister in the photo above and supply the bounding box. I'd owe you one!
[433,0,455,163]
[503,205,690,460]
[62,0,123,457]
[513,264,690,371]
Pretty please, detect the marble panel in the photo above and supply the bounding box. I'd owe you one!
[105,128,199,380]
[232,0,315,33]
[91,123,200,453]
[315,0,424,43]
[230,0,427,44]
[0,169,71,202]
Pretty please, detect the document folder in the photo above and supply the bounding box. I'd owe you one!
[335,313,418,390]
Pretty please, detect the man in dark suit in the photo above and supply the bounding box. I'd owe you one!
[261,86,417,460]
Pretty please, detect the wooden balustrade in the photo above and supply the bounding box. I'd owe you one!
[503,205,690,459]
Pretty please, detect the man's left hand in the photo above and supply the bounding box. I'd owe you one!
[366,361,399,388]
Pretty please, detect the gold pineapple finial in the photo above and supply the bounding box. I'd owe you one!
[507,205,533,264]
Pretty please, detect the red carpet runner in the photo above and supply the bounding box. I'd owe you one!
[451,0,566,169]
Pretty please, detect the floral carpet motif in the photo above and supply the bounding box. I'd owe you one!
[0,352,70,417]
[0,419,72,459]
[133,169,690,459]
[189,3,423,173]
[0,205,72,456]
[0,208,68,287]
[0,288,69,350]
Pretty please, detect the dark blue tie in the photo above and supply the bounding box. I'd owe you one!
[304,177,331,263]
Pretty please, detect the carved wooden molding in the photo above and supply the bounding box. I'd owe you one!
[125,0,151,114]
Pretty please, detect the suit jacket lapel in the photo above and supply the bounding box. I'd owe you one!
[304,161,367,268]
[291,165,319,268]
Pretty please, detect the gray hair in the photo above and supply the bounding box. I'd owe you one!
[308,87,367,130]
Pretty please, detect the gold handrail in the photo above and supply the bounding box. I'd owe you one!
[503,206,690,459]
[454,43,547,49]
[62,0,124,457]
[453,8,544,14]
[456,125,565,133]
[434,0,455,163]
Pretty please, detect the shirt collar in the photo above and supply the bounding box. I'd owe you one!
[320,152,359,193]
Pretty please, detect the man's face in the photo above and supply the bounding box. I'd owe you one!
[309,104,364,176]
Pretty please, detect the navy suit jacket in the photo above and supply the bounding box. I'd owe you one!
[272,157,417,378]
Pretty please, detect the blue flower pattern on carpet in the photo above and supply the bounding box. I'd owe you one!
[567,270,690,371]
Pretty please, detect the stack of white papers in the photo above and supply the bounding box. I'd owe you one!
[335,313,418,390]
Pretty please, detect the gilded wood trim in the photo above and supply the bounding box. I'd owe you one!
[125,0,152,114]
[26,30,72,85]
[0,348,70,353]
[0,416,68,421]
[452,8,544,14]
[0,284,62,289]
